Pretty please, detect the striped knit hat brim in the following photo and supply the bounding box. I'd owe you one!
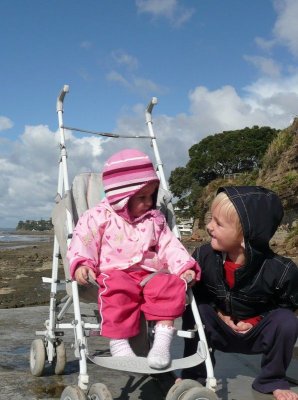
[102,149,159,207]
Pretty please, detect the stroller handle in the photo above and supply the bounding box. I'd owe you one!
[56,85,70,113]
[145,97,158,123]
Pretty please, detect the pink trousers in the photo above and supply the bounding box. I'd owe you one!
[97,269,186,339]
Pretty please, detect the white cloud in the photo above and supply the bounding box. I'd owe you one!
[249,1,298,79]
[111,50,138,70]
[132,77,165,96]
[243,55,281,78]
[106,50,165,97]
[80,41,92,49]
[3,67,298,228]
[78,68,92,81]
[0,116,13,131]
[135,0,195,27]
[244,73,298,121]
[106,70,165,97]
[113,82,295,176]
[187,78,298,137]
[2,77,298,227]
[273,0,298,57]
[0,125,108,227]
[255,36,275,52]
[106,70,130,87]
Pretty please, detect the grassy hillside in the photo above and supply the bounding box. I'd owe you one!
[194,118,298,225]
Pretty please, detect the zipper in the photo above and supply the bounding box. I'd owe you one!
[225,291,231,314]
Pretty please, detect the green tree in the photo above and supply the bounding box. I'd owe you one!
[169,126,278,214]
[16,218,53,231]
[187,126,278,186]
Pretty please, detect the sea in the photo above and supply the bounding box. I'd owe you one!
[0,227,52,248]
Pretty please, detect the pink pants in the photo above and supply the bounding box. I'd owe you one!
[97,269,186,339]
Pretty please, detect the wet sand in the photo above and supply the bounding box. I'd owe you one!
[0,238,57,309]
[0,233,297,399]
[0,306,297,400]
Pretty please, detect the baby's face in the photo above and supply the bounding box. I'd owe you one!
[128,182,158,218]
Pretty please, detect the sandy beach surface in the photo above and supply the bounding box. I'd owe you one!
[0,235,56,309]
[0,232,297,399]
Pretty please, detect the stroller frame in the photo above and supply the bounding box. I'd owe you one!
[30,85,217,400]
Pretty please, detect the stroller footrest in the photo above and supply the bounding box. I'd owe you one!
[42,277,66,284]
[88,351,206,374]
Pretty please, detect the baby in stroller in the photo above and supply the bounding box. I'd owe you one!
[67,148,200,370]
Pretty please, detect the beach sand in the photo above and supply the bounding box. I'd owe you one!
[0,238,58,309]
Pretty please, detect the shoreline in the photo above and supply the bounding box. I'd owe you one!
[0,239,52,249]
[0,231,297,309]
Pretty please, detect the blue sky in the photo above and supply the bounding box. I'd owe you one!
[1,0,298,227]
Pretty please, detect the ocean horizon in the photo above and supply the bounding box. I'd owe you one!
[0,228,52,246]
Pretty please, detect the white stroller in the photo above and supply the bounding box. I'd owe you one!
[29,85,218,400]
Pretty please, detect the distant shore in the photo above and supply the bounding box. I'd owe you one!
[0,230,53,250]
[10,230,53,235]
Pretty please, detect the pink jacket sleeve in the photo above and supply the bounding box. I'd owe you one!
[67,206,108,279]
[155,216,201,280]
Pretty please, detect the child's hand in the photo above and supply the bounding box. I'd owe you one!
[235,321,253,334]
[217,311,253,333]
[180,269,196,286]
[217,311,239,330]
[74,266,96,286]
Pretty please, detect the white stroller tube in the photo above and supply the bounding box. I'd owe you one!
[56,85,73,236]
[188,289,217,391]
[145,98,168,191]
[146,98,181,239]
[72,280,89,389]
[56,85,70,113]
[55,86,89,390]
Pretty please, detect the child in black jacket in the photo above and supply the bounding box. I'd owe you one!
[182,186,298,400]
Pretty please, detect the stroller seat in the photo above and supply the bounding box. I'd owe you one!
[52,172,104,302]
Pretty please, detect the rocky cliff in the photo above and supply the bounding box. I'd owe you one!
[257,118,298,224]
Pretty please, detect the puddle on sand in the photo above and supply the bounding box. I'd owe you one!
[0,342,80,399]
[28,382,66,399]
[0,345,30,371]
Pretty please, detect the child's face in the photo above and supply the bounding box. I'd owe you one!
[128,182,158,218]
[207,204,243,254]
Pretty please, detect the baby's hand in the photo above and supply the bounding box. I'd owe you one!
[180,269,196,286]
[74,265,96,286]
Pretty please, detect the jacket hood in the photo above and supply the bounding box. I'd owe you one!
[102,149,160,218]
[217,186,284,264]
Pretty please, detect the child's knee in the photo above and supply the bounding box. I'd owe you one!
[270,309,298,335]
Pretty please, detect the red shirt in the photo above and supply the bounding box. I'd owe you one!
[224,258,261,327]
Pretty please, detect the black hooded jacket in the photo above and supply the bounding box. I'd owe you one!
[192,186,298,320]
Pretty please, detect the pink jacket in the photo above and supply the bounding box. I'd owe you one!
[67,198,200,280]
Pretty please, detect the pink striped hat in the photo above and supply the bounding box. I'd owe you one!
[102,149,159,208]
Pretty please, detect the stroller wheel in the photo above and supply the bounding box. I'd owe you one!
[60,385,87,400]
[181,386,218,400]
[30,338,46,377]
[53,339,66,375]
[166,379,202,400]
[88,383,113,400]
